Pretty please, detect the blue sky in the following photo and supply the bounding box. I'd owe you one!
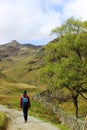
[0,0,87,45]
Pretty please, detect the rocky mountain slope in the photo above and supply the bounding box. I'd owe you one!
[0,40,44,83]
[0,40,42,59]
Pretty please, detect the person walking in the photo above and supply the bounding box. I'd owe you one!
[20,90,31,123]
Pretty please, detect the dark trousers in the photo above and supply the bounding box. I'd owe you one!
[23,107,28,121]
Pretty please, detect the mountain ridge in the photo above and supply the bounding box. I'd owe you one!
[0,40,43,59]
[0,40,43,49]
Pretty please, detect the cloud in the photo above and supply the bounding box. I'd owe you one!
[62,0,87,21]
[0,0,87,45]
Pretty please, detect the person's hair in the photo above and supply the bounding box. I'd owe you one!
[23,90,27,94]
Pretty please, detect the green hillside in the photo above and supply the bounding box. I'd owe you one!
[0,40,44,84]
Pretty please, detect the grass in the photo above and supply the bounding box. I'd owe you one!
[29,100,61,123]
[2,55,42,84]
[57,124,69,130]
[0,112,7,130]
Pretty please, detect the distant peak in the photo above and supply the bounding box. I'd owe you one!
[5,40,21,47]
[9,40,21,46]
[10,40,20,44]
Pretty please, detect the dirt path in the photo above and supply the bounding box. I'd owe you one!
[0,105,60,130]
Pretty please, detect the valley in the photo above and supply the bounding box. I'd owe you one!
[0,39,87,130]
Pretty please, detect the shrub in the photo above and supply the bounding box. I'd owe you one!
[0,112,7,130]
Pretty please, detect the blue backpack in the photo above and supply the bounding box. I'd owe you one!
[22,96,29,108]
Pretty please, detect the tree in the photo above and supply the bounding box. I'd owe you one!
[52,17,87,36]
[41,18,87,117]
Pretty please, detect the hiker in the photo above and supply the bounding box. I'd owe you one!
[20,90,31,122]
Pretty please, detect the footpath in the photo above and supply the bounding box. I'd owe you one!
[0,105,59,130]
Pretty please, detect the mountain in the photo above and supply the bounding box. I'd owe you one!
[0,40,42,58]
[0,40,44,84]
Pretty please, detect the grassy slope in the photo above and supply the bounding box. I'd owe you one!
[1,53,42,84]
[0,41,43,84]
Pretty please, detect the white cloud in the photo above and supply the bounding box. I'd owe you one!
[62,0,87,21]
[0,0,87,45]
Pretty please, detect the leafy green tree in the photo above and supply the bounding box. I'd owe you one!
[52,17,87,36]
[41,18,87,117]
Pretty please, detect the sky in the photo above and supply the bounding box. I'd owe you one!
[0,0,87,45]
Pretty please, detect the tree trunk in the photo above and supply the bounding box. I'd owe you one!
[72,95,78,118]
